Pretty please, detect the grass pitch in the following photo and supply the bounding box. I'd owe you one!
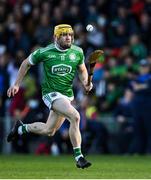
[0,154,151,179]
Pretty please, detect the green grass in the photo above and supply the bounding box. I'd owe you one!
[0,154,151,178]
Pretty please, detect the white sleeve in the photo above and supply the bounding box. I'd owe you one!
[28,54,35,65]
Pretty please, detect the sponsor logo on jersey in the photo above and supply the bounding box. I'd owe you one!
[52,64,72,76]
[69,53,76,61]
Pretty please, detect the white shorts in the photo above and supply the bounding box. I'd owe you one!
[42,92,74,109]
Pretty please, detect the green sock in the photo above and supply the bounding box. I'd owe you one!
[22,125,28,134]
[18,125,28,135]
[73,147,83,161]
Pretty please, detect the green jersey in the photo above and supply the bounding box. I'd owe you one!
[28,43,84,97]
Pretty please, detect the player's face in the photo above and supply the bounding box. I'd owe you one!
[57,33,73,49]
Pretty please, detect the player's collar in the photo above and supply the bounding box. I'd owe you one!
[55,42,69,52]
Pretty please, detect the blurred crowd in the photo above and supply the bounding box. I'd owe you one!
[1,0,151,155]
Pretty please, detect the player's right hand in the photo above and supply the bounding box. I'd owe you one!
[7,85,19,97]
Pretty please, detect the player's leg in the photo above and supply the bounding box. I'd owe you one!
[52,98,91,168]
[52,98,81,148]
[25,110,65,136]
[7,111,65,141]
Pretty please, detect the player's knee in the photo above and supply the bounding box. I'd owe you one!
[72,111,80,124]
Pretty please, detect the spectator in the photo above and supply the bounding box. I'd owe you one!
[7,23,31,55]
[129,34,147,61]
[129,59,151,154]
[0,49,9,117]
[139,12,151,49]
[113,89,134,153]
[34,14,53,46]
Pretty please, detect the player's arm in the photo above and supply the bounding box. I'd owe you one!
[78,63,93,92]
[7,58,31,97]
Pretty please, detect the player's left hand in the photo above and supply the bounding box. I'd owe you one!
[84,82,93,92]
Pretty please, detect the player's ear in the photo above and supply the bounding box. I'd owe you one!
[71,35,74,43]
[53,35,57,42]
[72,37,74,43]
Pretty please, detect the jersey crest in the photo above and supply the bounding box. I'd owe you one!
[69,53,76,62]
